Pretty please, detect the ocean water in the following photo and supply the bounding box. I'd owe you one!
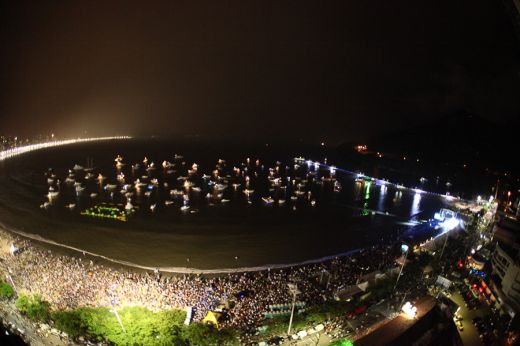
[0,139,448,269]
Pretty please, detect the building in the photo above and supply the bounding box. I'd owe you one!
[492,215,520,249]
[490,242,520,318]
[356,296,462,346]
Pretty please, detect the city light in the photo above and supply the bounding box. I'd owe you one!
[0,136,131,161]
[401,301,417,318]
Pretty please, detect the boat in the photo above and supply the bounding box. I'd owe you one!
[47,191,59,199]
[192,187,201,192]
[66,203,76,210]
[150,204,157,212]
[144,191,152,197]
[125,201,134,211]
[180,205,190,212]
[262,197,274,205]
[221,199,230,203]
[40,202,51,209]
[164,200,174,206]
[73,164,84,171]
[170,189,183,197]
[90,193,98,198]
[105,184,117,191]
[214,183,227,191]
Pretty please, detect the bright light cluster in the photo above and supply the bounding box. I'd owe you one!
[439,217,460,232]
[0,136,131,161]
[402,301,417,318]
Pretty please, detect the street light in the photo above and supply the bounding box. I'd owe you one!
[5,273,18,295]
[394,244,409,291]
[110,298,126,333]
[287,283,301,335]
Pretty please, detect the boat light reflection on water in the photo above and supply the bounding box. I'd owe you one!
[305,159,470,203]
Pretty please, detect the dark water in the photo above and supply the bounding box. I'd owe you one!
[0,139,449,269]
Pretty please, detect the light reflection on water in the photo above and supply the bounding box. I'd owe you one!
[411,192,422,217]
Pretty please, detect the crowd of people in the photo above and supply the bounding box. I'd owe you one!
[0,229,402,331]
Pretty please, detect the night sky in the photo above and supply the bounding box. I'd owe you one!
[1,0,519,142]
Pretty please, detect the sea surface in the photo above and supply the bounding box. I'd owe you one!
[0,138,449,269]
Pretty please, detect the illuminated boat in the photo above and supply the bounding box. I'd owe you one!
[262,197,274,205]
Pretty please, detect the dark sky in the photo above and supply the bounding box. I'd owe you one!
[1,0,519,142]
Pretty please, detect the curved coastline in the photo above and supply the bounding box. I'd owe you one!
[0,136,444,273]
[1,221,362,274]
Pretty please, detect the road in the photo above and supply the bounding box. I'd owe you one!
[450,292,484,346]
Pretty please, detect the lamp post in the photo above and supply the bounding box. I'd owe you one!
[439,232,450,260]
[111,298,126,333]
[287,283,301,335]
[394,244,409,291]
[5,273,18,296]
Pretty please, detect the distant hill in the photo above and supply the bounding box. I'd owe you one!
[334,111,518,198]
[363,111,515,173]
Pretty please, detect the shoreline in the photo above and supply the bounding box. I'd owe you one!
[1,221,364,275]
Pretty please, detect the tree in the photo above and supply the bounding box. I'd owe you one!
[0,282,14,299]
[330,339,355,346]
[15,294,50,322]
[52,310,86,338]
